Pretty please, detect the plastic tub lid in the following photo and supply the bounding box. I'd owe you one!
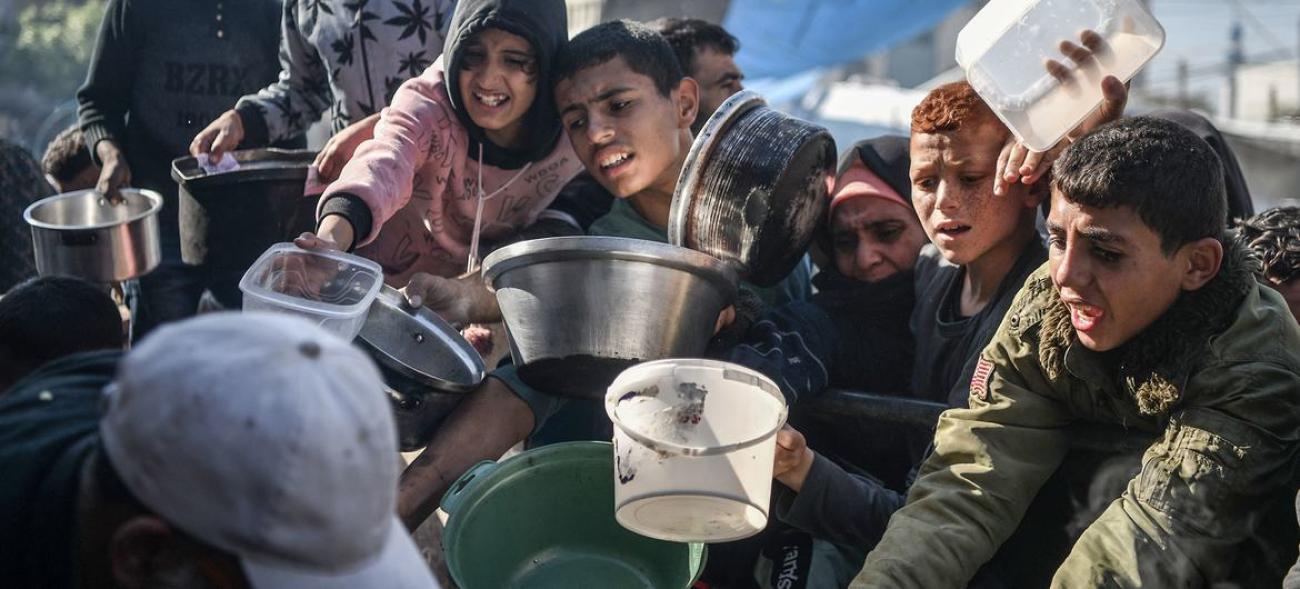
[606,359,787,457]
[239,243,383,318]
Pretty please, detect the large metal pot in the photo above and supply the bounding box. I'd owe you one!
[172,148,319,307]
[355,286,486,451]
[481,236,738,399]
[24,188,162,282]
[668,90,836,287]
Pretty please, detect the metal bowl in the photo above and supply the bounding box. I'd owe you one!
[481,236,738,399]
[356,286,486,451]
[24,188,163,282]
[668,90,836,287]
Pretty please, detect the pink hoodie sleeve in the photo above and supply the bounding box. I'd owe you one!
[318,67,457,247]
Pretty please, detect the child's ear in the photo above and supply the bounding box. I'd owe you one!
[1180,237,1224,292]
[673,77,700,131]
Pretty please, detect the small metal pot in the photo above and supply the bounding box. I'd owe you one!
[356,286,486,451]
[482,236,738,399]
[24,188,162,283]
[669,90,836,287]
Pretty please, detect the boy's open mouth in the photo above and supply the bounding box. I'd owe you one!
[473,91,509,108]
[598,150,634,175]
[935,221,971,237]
[1066,300,1105,332]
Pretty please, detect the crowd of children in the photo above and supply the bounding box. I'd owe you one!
[2,2,1299,588]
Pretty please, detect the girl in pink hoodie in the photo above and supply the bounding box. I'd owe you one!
[301,0,582,290]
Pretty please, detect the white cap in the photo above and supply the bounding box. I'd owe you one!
[99,312,438,589]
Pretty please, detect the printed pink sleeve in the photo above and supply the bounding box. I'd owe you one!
[319,67,455,247]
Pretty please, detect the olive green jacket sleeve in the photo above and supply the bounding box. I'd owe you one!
[1053,361,1300,588]
[855,310,1073,588]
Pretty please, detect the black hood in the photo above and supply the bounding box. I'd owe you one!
[1148,109,1254,221]
[442,0,568,170]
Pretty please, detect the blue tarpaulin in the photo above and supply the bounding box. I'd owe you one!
[723,0,972,81]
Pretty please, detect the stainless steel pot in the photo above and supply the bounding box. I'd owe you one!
[24,188,163,282]
[356,286,486,451]
[172,148,319,307]
[669,90,836,287]
[481,236,738,399]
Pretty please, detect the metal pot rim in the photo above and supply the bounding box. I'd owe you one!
[667,90,767,249]
[23,188,163,231]
[481,236,739,299]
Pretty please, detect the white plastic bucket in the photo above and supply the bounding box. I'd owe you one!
[605,359,788,543]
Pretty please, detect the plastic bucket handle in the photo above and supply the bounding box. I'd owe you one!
[606,360,788,458]
[439,460,498,515]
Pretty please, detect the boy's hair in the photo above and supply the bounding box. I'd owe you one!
[1053,116,1226,254]
[41,125,94,185]
[555,20,683,97]
[0,276,123,390]
[911,81,1007,137]
[1234,206,1300,284]
[649,17,739,76]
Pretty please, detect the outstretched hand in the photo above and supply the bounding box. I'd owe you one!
[993,29,1129,196]
[313,113,380,183]
[189,109,246,165]
[774,425,816,492]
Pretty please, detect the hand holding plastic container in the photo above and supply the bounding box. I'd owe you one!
[956,0,1165,152]
[239,243,383,340]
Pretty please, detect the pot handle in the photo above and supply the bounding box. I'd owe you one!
[439,460,498,515]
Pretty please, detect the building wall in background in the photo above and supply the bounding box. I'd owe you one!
[1234,60,1299,122]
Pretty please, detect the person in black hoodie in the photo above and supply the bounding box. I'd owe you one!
[77,0,303,336]
[707,137,924,589]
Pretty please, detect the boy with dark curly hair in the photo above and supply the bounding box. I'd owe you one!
[858,116,1300,588]
[1235,206,1300,321]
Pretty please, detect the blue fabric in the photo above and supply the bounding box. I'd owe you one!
[723,0,970,80]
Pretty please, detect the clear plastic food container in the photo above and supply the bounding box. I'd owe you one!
[239,243,383,340]
[956,0,1165,151]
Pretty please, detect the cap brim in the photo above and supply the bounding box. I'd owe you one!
[242,517,440,589]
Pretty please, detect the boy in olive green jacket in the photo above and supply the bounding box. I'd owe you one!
[857,116,1300,588]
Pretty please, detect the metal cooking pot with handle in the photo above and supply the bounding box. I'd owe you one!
[355,286,486,451]
[172,148,319,307]
[24,188,162,283]
[669,90,836,287]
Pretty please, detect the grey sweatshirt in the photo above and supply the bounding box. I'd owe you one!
[234,0,456,146]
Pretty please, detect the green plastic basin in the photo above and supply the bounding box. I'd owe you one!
[440,441,706,588]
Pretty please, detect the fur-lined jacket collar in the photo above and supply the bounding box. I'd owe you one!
[1032,239,1256,416]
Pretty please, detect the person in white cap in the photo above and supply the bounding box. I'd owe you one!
[0,312,439,589]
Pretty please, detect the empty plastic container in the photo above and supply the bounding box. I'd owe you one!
[239,243,383,340]
[605,359,788,543]
[956,0,1165,151]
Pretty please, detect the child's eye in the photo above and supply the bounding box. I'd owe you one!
[611,100,631,112]
[833,235,856,250]
[462,51,486,69]
[566,117,586,131]
[506,57,537,74]
[1093,247,1122,263]
[914,178,937,192]
[1047,235,1066,250]
[960,174,984,185]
